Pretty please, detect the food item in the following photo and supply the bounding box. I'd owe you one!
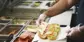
[22,2,32,6]
[18,31,35,42]
[38,22,48,39]
[0,16,6,20]
[32,2,41,7]
[14,37,29,42]
[12,19,26,25]
[0,16,13,20]
[29,20,36,25]
[38,22,60,40]
[46,24,60,40]
[38,31,47,39]
[19,31,34,39]
[8,30,16,35]
[27,25,38,29]
[24,25,39,32]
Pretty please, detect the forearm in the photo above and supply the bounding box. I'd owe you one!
[44,0,79,17]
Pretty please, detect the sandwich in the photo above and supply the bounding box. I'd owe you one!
[38,22,60,40]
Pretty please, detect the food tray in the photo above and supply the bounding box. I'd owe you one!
[0,24,25,42]
[19,2,32,6]
[24,25,39,32]
[0,24,5,29]
[31,2,42,7]
[0,25,24,35]
[0,20,11,24]
[29,20,36,25]
[11,19,28,25]
[0,16,14,20]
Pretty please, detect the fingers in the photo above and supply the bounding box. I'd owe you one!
[36,20,40,25]
[66,28,73,34]
[36,14,47,25]
[36,19,44,25]
[66,28,74,38]
[67,29,73,37]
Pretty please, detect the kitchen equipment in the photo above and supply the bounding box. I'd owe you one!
[11,19,29,25]
[31,1,42,7]
[0,19,11,24]
[29,20,36,25]
[0,24,25,42]
[24,25,39,32]
[0,24,6,29]
[18,2,32,6]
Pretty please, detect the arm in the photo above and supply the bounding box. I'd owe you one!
[44,0,79,16]
[36,0,79,25]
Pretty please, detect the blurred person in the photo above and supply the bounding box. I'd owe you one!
[36,0,84,42]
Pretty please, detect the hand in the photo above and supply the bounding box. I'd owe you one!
[36,14,47,25]
[67,27,81,40]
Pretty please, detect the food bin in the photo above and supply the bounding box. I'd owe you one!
[29,20,36,25]
[0,24,6,29]
[31,2,42,7]
[0,16,14,20]
[24,25,39,33]
[23,20,38,32]
[0,20,11,24]
[0,24,25,42]
[11,19,29,25]
[13,31,36,42]
[19,2,32,6]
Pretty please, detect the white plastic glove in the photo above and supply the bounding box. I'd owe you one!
[36,14,47,25]
[67,27,81,40]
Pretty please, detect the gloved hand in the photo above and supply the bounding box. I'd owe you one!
[67,27,82,40]
[36,14,47,25]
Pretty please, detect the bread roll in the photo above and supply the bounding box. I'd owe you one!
[38,23,60,40]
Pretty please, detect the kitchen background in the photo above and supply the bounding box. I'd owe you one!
[0,0,78,42]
